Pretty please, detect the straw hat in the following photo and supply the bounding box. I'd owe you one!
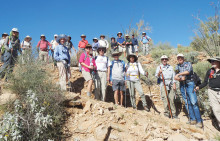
[97,46,106,53]
[112,51,122,57]
[177,53,184,58]
[24,35,32,41]
[127,53,138,62]
[81,34,86,37]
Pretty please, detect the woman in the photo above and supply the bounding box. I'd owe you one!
[54,34,71,91]
[195,57,220,130]
[126,54,149,111]
[79,44,97,97]
[21,35,32,63]
[111,37,118,52]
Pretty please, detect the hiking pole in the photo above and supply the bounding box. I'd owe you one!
[183,81,190,122]
[160,66,173,118]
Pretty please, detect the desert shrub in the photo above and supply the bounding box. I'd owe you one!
[193,61,211,79]
[184,51,199,64]
[177,45,194,53]
[0,53,66,140]
[140,66,156,86]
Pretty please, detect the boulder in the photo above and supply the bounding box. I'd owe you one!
[0,92,17,105]
[83,101,92,114]
[94,125,111,140]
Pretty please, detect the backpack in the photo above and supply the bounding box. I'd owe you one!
[109,60,125,81]
[126,62,140,78]
[193,72,201,86]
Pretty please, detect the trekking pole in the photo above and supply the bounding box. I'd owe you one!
[160,66,173,118]
[183,81,190,122]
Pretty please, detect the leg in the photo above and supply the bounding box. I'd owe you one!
[0,52,11,79]
[94,73,101,100]
[142,44,146,55]
[169,89,177,116]
[114,90,119,105]
[57,62,67,90]
[186,82,202,123]
[160,85,170,115]
[100,72,107,101]
[134,81,147,107]
[120,91,123,106]
[146,44,149,55]
[87,80,93,94]
[208,89,220,126]
[127,81,136,108]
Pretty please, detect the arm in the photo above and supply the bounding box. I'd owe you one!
[107,66,111,82]
[3,36,10,51]
[138,63,146,76]
[196,70,209,90]
[54,46,60,61]
[155,66,161,78]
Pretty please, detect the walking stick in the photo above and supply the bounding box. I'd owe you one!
[160,66,173,118]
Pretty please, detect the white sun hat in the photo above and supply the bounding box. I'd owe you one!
[177,53,184,57]
[11,28,19,32]
[161,55,168,59]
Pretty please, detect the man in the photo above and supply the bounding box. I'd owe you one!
[92,37,99,57]
[116,32,126,57]
[155,55,177,118]
[77,34,88,61]
[95,47,110,101]
[125,35,133,57]
[108,51,126,106]
[65,35,76,55]
[51,34,59,68]
[195,57,220,130]
[131,34,139,56]
[140,32,151,55]
[37,34,52,63]
[98,35,109,54]
[174,53,203,128]
[0,28,20,80]
[0,33,8,62]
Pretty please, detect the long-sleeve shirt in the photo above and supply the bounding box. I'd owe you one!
[98,39,109,48]
[92,42,100,50]
[199,68,220,90]
[4,36,20,54]
[132,38,138,46]
[54,44,70,65]
[78,40,88,48]
[126,62,145,81]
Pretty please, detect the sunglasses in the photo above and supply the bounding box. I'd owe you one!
[113,55,119,57]
[210,60,216,63]
[161,59,168,61]
[99,49,105,51]
[86,47,92,49]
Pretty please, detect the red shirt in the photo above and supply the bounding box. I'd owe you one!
[78,40,88,48]
[37,40,51,51]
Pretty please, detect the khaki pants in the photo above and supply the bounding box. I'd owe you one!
[57,62,69,90]
[39,50,48,62]
[93,51,98,57]
[94,71,107,101]
[160,85,176,116]
[118,45,126,53]
[208,89,220,126]
[127,80,147,108]
[142,44,149,55]
[126,45,133,55]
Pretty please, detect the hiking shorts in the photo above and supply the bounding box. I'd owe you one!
[118,45,126,53]
[112,79,125,92]
[82,68,92,82]
[134,45,138,52]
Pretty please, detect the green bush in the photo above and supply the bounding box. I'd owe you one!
[184,51,199,64]
[177,45,194,53]
[193,61,211,79]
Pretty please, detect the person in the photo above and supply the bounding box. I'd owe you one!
[92,37,99,57]
[37,34,52,63]
[0,28,21,80]
[174,53,203,128]
[108,51,126,106]
[125,35,133,56]
[155,55,177,118]
[94,46,110,101]
[116,32,126,57]
[54,34,71,91]
[0,33,8,61]
[51,34,59,68]
[195,57,220,130]
[111,37,118,52]
[98,35,109,54]
[131,34,139,57]
[77,34,88,64]
[126,54,150,111]
[140,32,151,55]
[79,44,97,97]
[21,35,32,63]
[65,35,76,55]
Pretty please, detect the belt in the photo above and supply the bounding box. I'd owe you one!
[210,88,220,91]
[98,70,107,72]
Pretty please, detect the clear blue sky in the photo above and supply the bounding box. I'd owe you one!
[0,0,217,48]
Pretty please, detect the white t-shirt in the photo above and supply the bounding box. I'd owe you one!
[21,41,32,49]
[126,62,145,81]
[95,56,110,71]
[51,40,58,50]
[0,38,5,49]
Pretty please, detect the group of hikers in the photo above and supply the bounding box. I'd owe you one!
[0,28,220,130]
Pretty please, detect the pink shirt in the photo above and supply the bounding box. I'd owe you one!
[79,52,96,72]
[37,40,51,51]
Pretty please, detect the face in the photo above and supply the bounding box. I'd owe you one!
[111,38,115,42]
[54,36,57,39]
[12,31,18,37]
[130,56,135,62]
[68,37,71,41]
[2,35,7,39]
[126,36,129,39]
[81,36,86,40]
[60,38,66,44]
[211,60,220,68]
[113,55,119,60]
[100,36,104,39]
[41,36,45,40]
[85,47,92,53]
[118,34,122,37]
[177,57,184,64]
[94,39,98,43]
[26,38,30,42]
[132,35,134,38]
[142,34,146,37]
[161,58,168,65]
[98,49,105,56]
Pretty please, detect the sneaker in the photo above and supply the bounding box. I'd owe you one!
[144,106,150,112]
[196,122,203,128]
[186,120,196,125]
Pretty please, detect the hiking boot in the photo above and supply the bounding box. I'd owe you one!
[186,120,196,125]
[196,122,203,128]
[172,115,179,119]
[164,113,170,118]
[144,106,150,112]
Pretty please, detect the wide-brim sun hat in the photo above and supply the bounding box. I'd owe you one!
[56,34,68,43]
[142,32,146,35]
[85,44,92,48]
[117,32,122,36]
[112,51,122,57]
[125,34,130,38]
[2,33,8,37]
[207,57,220,63]
[40,34,46,39]
[54,34,58,37]
[81,34,86,37]
[177,53,184,58]
[161,55,168,60]
[127,53,138,62]
[11,28,19,33]
[111,37,115,39]
[24,35,32,41]
[97,46,106,53]
[100,35,105,38]
[93,37,98,41]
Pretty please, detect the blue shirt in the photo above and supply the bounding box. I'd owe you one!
[175,62,194,81]
[132,38,138,46]
[117,37,125,44]
[92,42,100,50]
[54,44,70,65]
[141,35,151,44]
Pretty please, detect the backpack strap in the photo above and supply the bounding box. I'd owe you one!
[83,51,88,61]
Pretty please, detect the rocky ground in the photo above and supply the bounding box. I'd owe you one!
[0,54,220,140]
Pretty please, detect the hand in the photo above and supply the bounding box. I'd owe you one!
[88,66,94,70]
[110,81,112,85]
[194,86,199,92]
[145,72,148,77]
[159,69,163,74]
[107,76,110,81]
[174,74,180,81]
